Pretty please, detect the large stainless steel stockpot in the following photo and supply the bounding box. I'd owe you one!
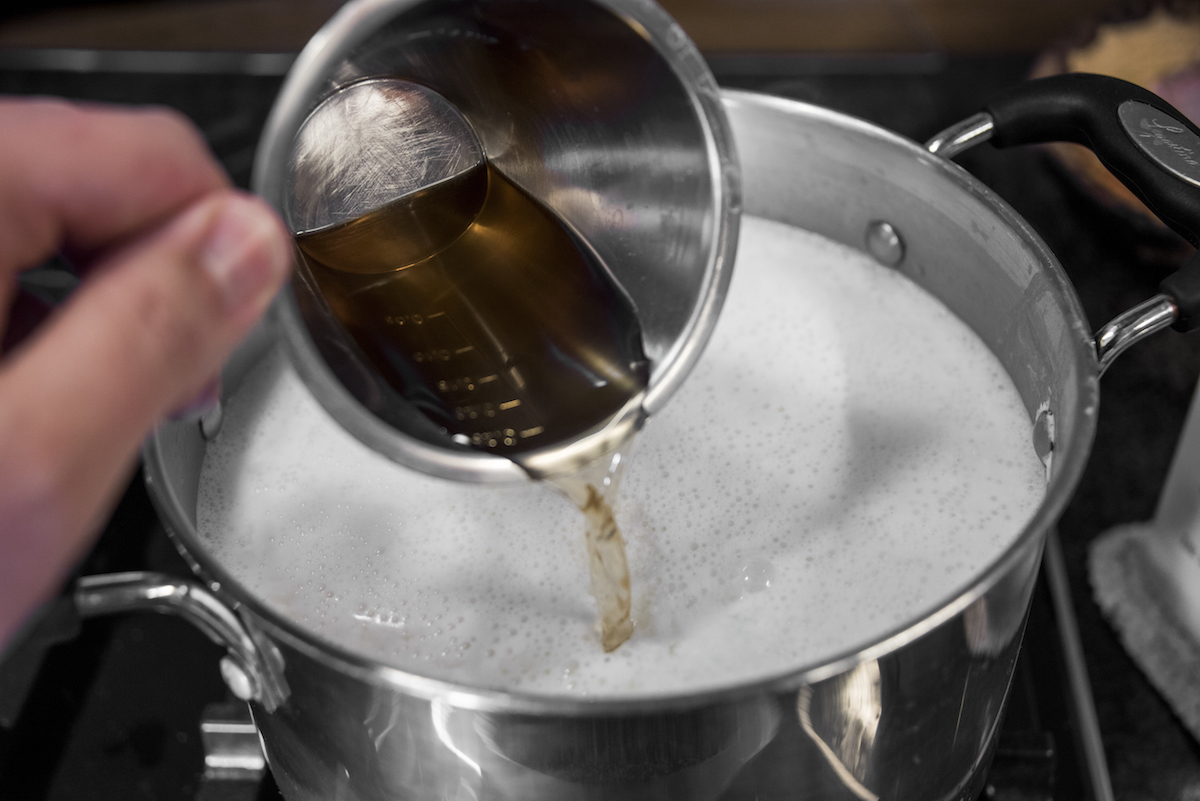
[78,82,1200,800]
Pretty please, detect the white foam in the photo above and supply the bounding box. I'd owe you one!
[196,216,1045,697]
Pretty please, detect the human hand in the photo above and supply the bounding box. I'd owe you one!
[0,98,292,646]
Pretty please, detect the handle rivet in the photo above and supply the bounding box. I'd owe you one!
[865,220,905,267]
[1033,408,1055,467]
[220,656,257,702]
[200,401,224,441]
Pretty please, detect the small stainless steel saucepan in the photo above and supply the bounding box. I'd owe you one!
[256,0,741,483]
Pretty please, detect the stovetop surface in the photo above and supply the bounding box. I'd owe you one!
[0,53,1199,800]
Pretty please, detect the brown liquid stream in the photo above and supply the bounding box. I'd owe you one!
[543,440,637,652]
[294,158,644,650]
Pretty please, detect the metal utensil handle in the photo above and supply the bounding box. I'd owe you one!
[984,72,1200,332]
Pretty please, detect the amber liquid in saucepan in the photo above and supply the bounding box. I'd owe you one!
[294,161,646,651]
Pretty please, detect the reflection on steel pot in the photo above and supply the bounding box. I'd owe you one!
[70,19,1200,801]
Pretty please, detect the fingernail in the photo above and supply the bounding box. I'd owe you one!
[200,195,290,311]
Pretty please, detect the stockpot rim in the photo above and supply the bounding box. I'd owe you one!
[145,88,1099,717]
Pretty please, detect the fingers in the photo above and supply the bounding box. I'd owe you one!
[0,291,54,355]
[0,189,292,643]
[0,98,229,277]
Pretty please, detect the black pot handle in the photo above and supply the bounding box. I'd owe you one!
[982,72,1200,331]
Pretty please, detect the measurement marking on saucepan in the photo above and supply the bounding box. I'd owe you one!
[499,400,522,411]
[520,426,544,438]
[478,374,499,384]
[455,345,475,355]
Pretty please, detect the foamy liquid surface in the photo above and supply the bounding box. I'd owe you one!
[197,216,1046,697]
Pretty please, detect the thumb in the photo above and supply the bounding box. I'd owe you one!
[18,189,293,443]
[0,190,291,640]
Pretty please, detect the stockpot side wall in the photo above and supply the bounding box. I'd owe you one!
[722,92,1094,485]
[146,419,206,532]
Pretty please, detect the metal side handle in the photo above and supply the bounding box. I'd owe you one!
[75,572,288,712]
